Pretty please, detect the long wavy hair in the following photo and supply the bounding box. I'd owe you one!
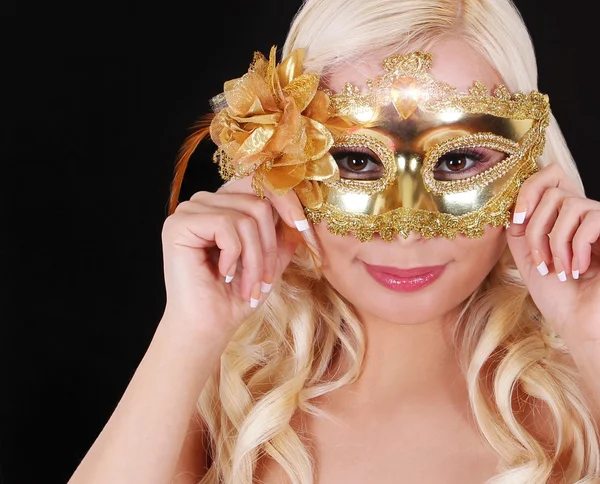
[173,0,600,482]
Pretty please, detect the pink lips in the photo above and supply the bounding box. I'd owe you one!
[363,262,446,292]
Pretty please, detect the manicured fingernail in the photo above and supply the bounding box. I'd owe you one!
[250,282,262,308]
[554,257,567,282]
[536,262,549,276]
[572,257,580,279]
[512,211,526,224]
[261,281,272,293]
[294,219,310,231]
[225,264,237,283]
[532,250,548,276]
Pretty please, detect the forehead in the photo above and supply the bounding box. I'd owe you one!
[326,40,503,94]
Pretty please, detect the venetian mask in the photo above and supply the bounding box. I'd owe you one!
[306,50,550,240]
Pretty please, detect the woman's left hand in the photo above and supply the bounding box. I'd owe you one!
[506,162,600,349]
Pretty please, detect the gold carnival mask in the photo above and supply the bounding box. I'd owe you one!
[172,46,551,242]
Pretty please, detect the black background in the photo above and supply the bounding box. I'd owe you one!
[3,2,595,483]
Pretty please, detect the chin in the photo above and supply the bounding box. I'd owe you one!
[353,297,458,326]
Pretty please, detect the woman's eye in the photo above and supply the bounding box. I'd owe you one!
[437,152,478,172]
[433,147,505,181]
[331,149,384,180]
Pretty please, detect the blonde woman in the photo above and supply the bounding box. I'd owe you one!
[67,0,600,483]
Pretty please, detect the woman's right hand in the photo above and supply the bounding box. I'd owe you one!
[159,176,310,337]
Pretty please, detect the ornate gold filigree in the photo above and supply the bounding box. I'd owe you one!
[328,51,550,123]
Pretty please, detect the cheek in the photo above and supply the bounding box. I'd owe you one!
[461,226,506,262]
[451,226,507,282]
[313,222,360,269]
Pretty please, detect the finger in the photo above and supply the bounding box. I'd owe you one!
[267,224,303,287]
[522,187,567,264]
[505,219,536,284]
[232,213,265,302]
[218,176,312,234]
[547,197,598,280]
[510,162,582,231]
[170,203,265,300]
[165,208,243,281]
[190,191,279,287]
[572,210,600,277]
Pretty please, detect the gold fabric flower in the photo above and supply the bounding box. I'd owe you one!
[209,46,339,209]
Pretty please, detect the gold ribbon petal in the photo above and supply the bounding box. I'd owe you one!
[266,46,282,102]
[295,180,324,209]
[304,118,334,159]
[277,48,305,89]
[304,89,332,123]
[267,97,301,153]
[234,126,275,163]
[283,74,320,112]
[209,110,234,145]
[264,163,307,194]
[229,113,281,125]
[223,76,265,116]
[305,153,339,181]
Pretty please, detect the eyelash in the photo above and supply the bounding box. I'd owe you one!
[436,147,492,167]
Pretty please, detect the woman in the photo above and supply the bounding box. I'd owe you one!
[67,0,600,483]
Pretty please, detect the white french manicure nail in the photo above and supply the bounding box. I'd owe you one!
[225,275,234,283]
[294,219,310,231]
[556,270,567,282]
[250,297,260,308]
[536,261,549,276]
[512,211,526,224]
[572,270,580,280]
[261,282,272,293]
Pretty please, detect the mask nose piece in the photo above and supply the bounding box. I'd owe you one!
[390,152,436,211]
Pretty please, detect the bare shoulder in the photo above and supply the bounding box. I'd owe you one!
[172,408,209,484]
